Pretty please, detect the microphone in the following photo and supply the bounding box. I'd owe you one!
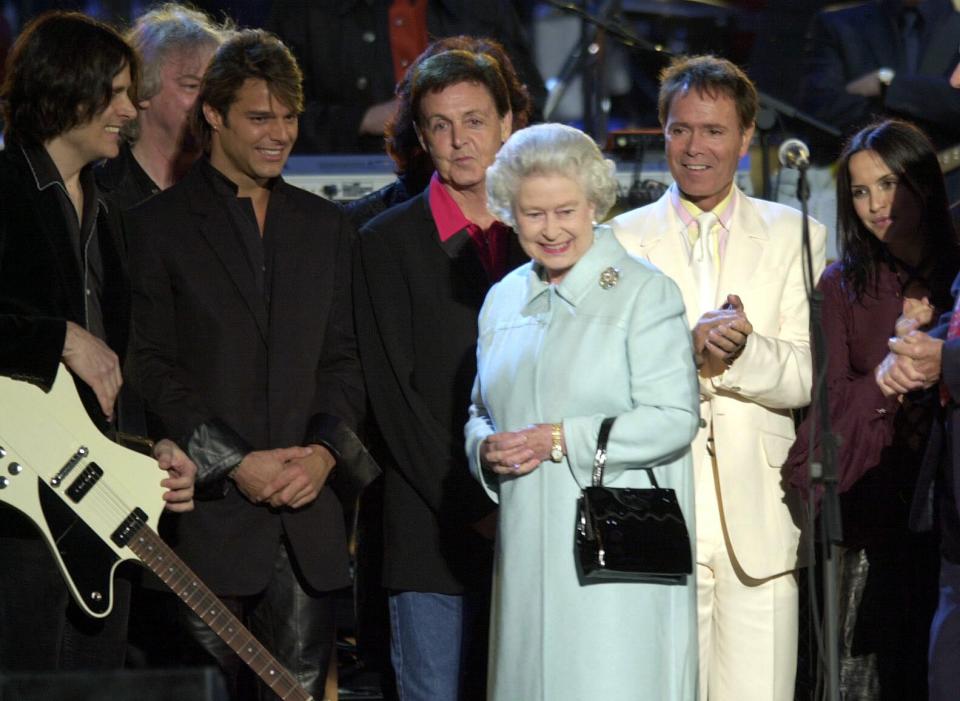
[778,138,810,170]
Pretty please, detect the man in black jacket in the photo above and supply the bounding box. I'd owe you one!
[799,0,960,160]
[0,11,196,672]
[125,29,365,699]
[353,49,527,701]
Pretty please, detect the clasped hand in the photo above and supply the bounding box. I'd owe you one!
[232,444,336,509]
[876,297,943,397]
[693,294,753,377]
[481,423,560,476]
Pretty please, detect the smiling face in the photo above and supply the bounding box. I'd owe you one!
[204,78,298,190]
[141,45,216,148]
[514,173,596,284]
[664,88,753,211]
[59,65,137,165]
[848,149,922,243]
[416,80,512,195]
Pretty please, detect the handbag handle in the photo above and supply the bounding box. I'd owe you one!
[591,416,660,489]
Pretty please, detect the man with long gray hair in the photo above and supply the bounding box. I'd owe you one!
[98,3,227,211]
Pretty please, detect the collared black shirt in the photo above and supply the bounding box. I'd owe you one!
[21,141,107,343]
[95,141,161,213]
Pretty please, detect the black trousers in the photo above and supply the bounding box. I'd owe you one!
[179,538,336,701]
[0,508,130,671]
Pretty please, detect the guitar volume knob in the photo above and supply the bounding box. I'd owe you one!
[8,462,22,476]
[0,477,8,489]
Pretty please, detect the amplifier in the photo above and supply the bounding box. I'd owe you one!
[282,154,398,202]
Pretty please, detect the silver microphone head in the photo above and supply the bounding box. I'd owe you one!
[778,138,811,170]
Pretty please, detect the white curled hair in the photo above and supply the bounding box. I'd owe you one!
[486,123,617,229]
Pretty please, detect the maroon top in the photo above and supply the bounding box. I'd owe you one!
[788,262,943,544]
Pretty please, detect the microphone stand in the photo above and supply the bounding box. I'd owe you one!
[757,94,840,201]
[796,161,841,701]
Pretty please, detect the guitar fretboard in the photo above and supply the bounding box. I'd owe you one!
[128,525,313,701]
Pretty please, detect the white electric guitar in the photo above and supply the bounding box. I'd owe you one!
[0,364,313,701]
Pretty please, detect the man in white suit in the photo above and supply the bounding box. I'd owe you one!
[610,55,826,701]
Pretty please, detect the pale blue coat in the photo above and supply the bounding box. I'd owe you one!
[465,226,700,701]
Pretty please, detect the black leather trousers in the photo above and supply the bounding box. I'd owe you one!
[179,538,336,701]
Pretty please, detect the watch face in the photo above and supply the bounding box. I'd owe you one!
[550,446,563,462]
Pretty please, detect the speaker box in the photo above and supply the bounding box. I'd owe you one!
[0,667,228,701]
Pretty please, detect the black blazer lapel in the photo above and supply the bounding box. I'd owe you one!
[860,5,900,69]
[29,185,86,324]
[187,182,269,342]
[263,184,327,335]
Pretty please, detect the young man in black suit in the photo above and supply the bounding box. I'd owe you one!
[0,11,196,671]
[125,29,364,699]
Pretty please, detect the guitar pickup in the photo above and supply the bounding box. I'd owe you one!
[111,508,148,547]
[66,462,103,503]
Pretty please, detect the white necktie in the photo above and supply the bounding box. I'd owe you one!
[693,211,719,314]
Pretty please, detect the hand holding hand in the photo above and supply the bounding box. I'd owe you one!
[693,295,752,377]
[875,330,943,396]
[875,351,922,397]
[62,321,122,419]
[231,446,314,504]
[481,423,560,476]
[263,444,337,509]
[153,439,196,513]
[889,331,943,384]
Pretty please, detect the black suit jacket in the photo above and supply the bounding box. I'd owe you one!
[0,141,129,429]
[126,160,364,594]
[799,0,960,158]
[353,189,528,593]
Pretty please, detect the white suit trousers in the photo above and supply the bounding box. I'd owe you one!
[695,446,798,701]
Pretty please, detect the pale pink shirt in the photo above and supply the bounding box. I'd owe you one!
[669,183,738,262]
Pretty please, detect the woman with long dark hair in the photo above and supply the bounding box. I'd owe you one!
[787,119,960,699]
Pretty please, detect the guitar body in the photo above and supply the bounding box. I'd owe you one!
[0,365,163,618]
[0,365,314,700]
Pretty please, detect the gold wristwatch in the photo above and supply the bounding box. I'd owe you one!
[550,423,564,463]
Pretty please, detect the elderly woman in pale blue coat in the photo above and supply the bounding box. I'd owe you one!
[465,123,700,701]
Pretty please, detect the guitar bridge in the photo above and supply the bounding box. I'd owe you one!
[51,446,89,487]
[111,508,149,547]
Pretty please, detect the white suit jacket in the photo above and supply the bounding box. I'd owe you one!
[610,187,826,578]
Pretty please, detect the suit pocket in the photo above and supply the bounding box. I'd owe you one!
[760,430,795,467]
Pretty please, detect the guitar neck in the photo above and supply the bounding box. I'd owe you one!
[126,524,313,701]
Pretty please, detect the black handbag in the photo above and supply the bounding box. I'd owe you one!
[575,416,693,583]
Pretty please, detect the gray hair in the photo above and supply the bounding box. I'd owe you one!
[486,123,617,228]
[125,3,229,140]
